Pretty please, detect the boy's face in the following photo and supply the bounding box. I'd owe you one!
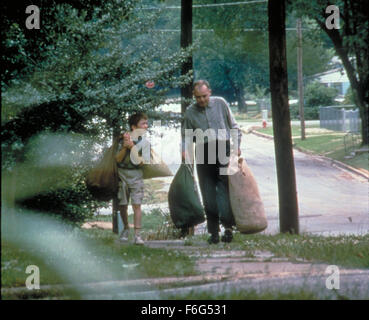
[132,118,148,131]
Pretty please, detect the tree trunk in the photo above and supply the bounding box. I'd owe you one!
[316,19,368,145]
[268,0,299,234]
[236,87,247,113]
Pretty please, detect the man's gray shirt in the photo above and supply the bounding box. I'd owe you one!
[181,96,242,152]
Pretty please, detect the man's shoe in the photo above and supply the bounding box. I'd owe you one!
[134,234,145,245]
[221,229,233,243]
[119,229,130,242]
[207,233,220,244]
[180,227,189,238]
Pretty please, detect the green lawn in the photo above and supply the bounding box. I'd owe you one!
[188,233,369,269]
[256,126,368,171]
[236,233,369,269]
[1,220,196,290]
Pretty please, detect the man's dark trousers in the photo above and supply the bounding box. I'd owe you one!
[196,140,235,235]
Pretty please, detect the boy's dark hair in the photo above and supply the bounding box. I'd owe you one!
[129,112,148,130]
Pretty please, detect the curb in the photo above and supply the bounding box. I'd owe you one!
[0,274,231,298]
[246,129,369,180]
[294,146,369,180]
[81,271,369,300]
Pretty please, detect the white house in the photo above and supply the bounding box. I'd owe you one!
[312,67,350,97]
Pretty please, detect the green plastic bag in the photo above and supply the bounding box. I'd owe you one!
[168,164,205,229]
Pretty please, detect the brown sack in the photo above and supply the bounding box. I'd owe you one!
[228,156,267,234]
[86,141,119,201]
[142,149,173,179]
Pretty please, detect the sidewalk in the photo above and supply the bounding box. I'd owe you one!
[122,240,369,300]
[4,239,368,299]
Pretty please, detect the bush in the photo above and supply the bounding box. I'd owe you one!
[290,81,338,120]
[16,167,107,225]
[305,81,338,107]
[290,104,321,120]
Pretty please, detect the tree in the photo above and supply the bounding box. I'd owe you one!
[2,0,192,143]
[192,0,269,112]
[288,0,369,145]
[1,0,108,87]
[194,31,269,113]
[2,0,191,222]
[189,0,334,112]
[285,17,335,92]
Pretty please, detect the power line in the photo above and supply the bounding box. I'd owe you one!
[139,1,267,10]
[153,28,314,32]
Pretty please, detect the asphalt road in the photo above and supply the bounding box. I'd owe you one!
[240,132,368,236]
[150,124,368,236]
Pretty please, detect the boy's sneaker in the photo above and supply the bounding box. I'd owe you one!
[134,234,145,245]
[221,229,233,243]
[119,229,130,242]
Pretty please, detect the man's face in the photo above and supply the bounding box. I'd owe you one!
[193,85,211,108]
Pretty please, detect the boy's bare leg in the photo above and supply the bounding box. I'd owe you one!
[132,204,142,235]
[132,204,144,244]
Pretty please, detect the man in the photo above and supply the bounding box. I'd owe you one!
[181,80,242,244]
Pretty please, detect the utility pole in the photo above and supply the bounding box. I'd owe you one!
[268,0,299,234]
[297,18,306,140]
[180,0,193,114]
[180,0,194,236]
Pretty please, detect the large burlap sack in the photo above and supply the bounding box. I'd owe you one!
[228,156,267,234]
[86,141,119,201]
[141,149,173,179]
[168,164,205,229]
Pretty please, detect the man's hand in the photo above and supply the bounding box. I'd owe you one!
[238,148,241,157]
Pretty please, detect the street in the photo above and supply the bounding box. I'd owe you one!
[149,123,369,236]
[240,132,368,235]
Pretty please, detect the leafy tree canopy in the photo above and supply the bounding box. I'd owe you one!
[287,0,368,144]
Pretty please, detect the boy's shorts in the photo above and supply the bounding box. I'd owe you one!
[117,168,144,205]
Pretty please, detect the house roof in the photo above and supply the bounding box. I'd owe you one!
[311,68,349,84]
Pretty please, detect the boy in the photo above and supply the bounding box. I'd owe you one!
[115,112,149,245]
